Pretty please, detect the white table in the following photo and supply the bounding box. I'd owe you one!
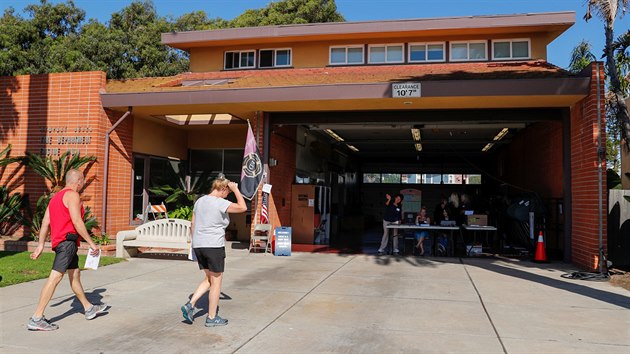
[386,224,459,256]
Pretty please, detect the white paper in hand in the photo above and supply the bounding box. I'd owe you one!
[84,249,101,270]
[188,246,197,261]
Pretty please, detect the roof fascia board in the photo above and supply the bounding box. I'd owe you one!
[101,77,589,108]
[162,12,575,48]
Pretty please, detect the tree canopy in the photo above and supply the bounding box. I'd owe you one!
[0,0,345,79]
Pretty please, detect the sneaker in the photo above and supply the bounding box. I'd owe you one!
[85,304,109,320]
[377,251,384,256]
[181,302,194,323]
[205,315,228,327]
[27,316,59,331]
[393,249,400,256]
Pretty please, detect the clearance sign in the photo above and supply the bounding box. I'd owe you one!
[392,82,421,98]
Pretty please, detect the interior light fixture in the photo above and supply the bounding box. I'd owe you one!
[482,142,494,152]
[324,128,345,142]
[414,143,423,152]
[346,144,359,152]
[411,128,421,141]
[493,128,509,141]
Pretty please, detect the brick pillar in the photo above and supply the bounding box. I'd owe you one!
[570,62,607,271]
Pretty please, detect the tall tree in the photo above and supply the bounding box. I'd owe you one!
[568,40,597,73]
[585,0,630,151]
[231,0,344,27]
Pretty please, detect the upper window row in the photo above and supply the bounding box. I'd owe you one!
[330,39,530,65]
[223,39,530,70]
[225,48,291,70]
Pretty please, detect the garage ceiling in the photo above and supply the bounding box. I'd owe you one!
[272,108,564,161]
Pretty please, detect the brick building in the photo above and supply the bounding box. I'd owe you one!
[0,11,608,270]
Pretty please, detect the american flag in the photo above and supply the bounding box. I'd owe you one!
[260,192,269,224]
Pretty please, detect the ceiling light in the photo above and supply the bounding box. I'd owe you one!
[324,129,344,142]
[415,143,423,152]
[493,128,509,141]
[347,144,359,152]
[411,128,421,141]
[482,142,494,152]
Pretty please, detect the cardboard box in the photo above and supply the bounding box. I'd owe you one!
[467,214,488,226]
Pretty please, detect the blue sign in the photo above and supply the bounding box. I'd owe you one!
[274,227,292,256]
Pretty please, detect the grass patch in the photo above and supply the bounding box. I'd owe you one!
[0,251,125,288]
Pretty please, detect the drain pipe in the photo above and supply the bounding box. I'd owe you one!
[595,63,604,273]
[101,107,132,234]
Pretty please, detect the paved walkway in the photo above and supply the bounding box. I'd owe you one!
[1,245,629,353]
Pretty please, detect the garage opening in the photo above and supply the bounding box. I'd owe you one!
[270,108,567,258]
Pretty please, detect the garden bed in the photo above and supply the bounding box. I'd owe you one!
[0,239,116,256]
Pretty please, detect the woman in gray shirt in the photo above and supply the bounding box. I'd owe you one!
[181,177,247,327]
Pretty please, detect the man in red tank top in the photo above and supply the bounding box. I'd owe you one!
[27,169,109,331]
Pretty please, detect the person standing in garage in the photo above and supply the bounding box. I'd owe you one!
[377,193,404,256]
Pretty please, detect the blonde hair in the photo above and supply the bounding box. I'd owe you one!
[449,192,460,208]
[211,177,230,192]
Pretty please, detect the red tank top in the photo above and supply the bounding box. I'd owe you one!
[49,189,84,250]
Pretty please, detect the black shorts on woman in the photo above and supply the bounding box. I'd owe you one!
[193,247,226,273]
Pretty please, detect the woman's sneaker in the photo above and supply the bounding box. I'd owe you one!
[205,315,228,327]
[27,316,59,331]
[181,302,194,323]
[85,304,109,320]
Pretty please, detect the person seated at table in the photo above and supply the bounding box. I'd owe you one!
[377,193,404,256]
[414,206,431,256]
[433,197,449,224]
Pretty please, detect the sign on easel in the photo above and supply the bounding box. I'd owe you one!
[274,227,292,256]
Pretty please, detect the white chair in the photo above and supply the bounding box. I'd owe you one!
[249,224,272,254]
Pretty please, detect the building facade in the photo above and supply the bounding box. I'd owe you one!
[0,11,608,270]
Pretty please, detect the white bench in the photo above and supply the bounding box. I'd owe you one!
[116,219,191,258]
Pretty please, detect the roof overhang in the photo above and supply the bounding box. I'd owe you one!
[101,77,590,115]
[162,12,575,50]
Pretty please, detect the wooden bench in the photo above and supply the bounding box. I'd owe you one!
[116,219,191,258]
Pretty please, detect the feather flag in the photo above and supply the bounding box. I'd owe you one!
[239,122,263,200]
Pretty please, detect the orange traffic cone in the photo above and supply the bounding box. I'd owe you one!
[533,231,548,262]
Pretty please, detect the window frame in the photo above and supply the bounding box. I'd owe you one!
[449,40,488,62]
[367,43,405,64]
[491,38,531,60]
[258,48,293,68]
[224,50,256,70]
[329,45,365,65]
[408,42,446,63]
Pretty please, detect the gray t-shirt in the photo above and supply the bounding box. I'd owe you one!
[192,195,232,248]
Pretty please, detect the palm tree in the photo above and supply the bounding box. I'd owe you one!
[585,0,630,151]
[0,144,29,236]
[24,150,96,192]
[569,40,597,73]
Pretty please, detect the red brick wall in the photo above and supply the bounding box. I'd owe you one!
[102,110,134,236]
[500,120,564,198]
[1,72,108,238]
[269,125,297,226]
[570,62,607,271]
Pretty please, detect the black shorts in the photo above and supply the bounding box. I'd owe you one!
[52,241,79,273]
[193,247,225,273]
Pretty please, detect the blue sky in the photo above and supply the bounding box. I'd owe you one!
[4,0,630,68]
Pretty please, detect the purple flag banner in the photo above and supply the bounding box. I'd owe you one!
[239,123,263,200]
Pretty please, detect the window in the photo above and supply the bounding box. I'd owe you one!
[381,173,401,183]
[401,174,422,183]
[363,173,381,183]
[450,41,487,61]
[368,44,404,64]
[224,50,255,70]
[329,46,364,65]
[259,48,292,68]
[409,43,445,62]
[492,39,530,60]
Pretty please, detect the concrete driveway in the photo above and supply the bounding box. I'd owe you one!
[1,245,629,353]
